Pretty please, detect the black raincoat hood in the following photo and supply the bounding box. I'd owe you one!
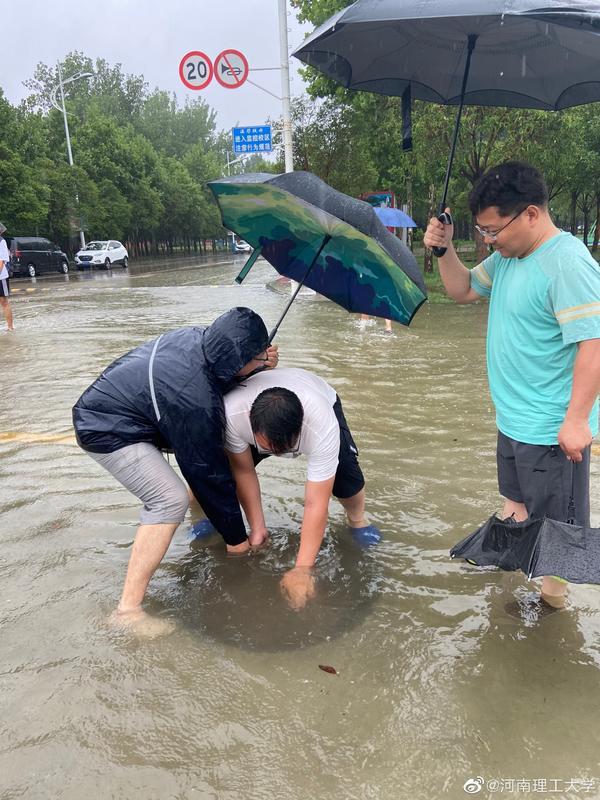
[203,306,269,387]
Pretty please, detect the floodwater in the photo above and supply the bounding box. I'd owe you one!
[1,255,599,800]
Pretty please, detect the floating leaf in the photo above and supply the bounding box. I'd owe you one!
[318,664,337,675]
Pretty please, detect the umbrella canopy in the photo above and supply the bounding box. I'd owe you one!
[208,171,426,335]
[293,0,600,110]
[374,206,417,228]
[450,515,600,584]
[294,0,600,255]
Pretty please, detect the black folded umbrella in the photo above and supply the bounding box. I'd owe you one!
[450,515,600,584]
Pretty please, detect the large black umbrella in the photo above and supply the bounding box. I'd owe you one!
[450,514,600,584]
[293,0,600,253]
[209,170,426,339]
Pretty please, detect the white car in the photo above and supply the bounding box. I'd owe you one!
[234,239,252,254]
[75,240,129,270]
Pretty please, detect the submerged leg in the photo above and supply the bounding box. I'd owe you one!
[540,576,568,607]
[0,297,14,331]
[339,488,367,528]
[118,522,180,613]
[500,498,528,522]
[502,499,567,606]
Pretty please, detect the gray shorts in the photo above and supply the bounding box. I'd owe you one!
[88,442,190,525]
[497,431,591,526]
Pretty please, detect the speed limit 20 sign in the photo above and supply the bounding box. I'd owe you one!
[179,51,213,90]
[178,49,249,90]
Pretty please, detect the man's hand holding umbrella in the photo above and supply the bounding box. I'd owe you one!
[424,208,454,255]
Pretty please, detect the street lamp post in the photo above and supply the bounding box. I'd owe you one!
[51,62,94,251]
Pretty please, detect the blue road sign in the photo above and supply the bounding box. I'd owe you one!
[232,125,272,154]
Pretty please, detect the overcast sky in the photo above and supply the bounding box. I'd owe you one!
[3,0,312,135]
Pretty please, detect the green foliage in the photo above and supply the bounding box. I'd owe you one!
[286,1,600,242]
[1,53,233,254]
[284,95,378,195]
[3,38,600,258]
[290,0,345,25]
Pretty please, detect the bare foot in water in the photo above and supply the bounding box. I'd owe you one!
[540,591,567,610]
[109,608,176,638]
[505,591,566,622]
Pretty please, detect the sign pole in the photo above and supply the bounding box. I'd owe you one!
[278,0,294,174]
[277,0,298,295]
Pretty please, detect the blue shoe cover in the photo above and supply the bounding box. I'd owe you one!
[189,518,216,540]
[351,524,382,547]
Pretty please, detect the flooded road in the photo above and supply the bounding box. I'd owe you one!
[1,255,599,800]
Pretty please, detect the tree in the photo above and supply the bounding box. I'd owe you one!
[273,95,378,196]
[0,91,50,233]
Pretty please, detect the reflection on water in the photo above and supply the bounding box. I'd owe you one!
[1,256,599,799]
[170,528,378,651]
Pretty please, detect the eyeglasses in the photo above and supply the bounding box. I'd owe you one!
[252,431,301,457]
[474,208,527,242]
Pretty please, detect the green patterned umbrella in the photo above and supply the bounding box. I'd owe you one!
[208,171,426,338]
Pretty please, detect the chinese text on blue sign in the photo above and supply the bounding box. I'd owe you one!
[232,126,272,154]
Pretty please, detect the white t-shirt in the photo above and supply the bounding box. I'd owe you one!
[224,367,340,483]
[0,238,9,280]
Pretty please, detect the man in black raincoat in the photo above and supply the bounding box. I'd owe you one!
[73,307,278,626]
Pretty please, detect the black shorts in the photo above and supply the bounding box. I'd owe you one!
[251,395,365,499]
[0,277,9,298]
[497,431,591,526]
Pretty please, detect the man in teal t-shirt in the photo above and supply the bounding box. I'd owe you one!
[424,161,600,608]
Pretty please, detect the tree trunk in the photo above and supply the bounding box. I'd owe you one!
[474,227,488,264]
[593,195,600,252]
[570,191,578,235]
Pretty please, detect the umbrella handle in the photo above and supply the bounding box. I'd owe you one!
[566,460,577,525]
[235,247,262,284]
[432,211,453,257]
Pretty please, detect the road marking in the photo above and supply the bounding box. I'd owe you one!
[0,431,598,457]
[9,259,241,297]
[0,431,77,445]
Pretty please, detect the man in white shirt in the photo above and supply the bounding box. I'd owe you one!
[224,367,379,608]
[0,223,15,332]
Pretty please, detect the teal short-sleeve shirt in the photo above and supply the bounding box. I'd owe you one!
[470,231,600,444]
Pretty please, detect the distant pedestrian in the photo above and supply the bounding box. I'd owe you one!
[359,313,393,334]
[0,222,15,332]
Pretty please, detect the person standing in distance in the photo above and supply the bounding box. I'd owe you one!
[0,222,15,332]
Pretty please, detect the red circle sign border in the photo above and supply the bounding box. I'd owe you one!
[214,49,249,89]
[179,50,213,91]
